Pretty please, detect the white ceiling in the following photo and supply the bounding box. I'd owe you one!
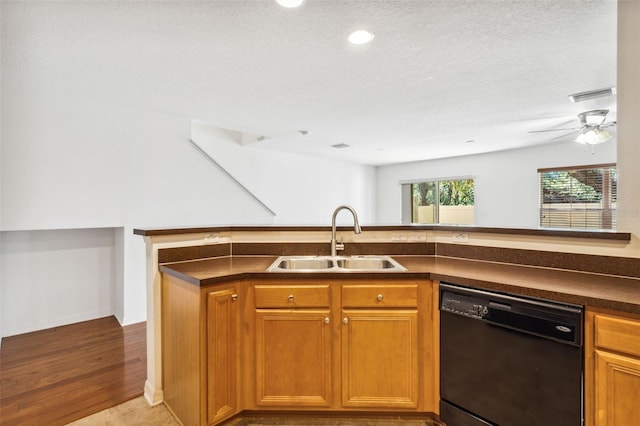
[1,0,617,166]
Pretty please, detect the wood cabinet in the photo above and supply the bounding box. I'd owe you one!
[162,275,439,424]
[585,308,640,426]
[162,275,239,425]
[250,280,438,413]
[341,284,419,408]
[254,284,332,406]
[207,288,238,423]
[255,310,333,406]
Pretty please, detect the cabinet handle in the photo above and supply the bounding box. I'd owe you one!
[288,295,295,302]
[324,317,330,324]
[343,317,349,325]
[231,294,238,301]
[377,294,384,302]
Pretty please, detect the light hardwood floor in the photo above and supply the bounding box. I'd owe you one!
[0,316,147,426]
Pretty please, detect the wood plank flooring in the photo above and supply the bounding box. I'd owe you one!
[1,316,442,426]
[0,316,146,426]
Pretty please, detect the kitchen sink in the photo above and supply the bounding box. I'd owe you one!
[335,257,398,270]
[267,255,406,272]
[271,257,334,270]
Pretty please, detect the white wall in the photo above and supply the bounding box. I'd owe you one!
[376,141,617,227]
[617,0,640,237]
[191,121,376,225]
[0,97,375,337]
[0,228,116,336]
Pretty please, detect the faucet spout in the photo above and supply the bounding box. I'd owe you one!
[330,205,362,256]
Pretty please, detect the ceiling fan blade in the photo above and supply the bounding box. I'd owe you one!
[528,127,580,134]
[549,130,580,141]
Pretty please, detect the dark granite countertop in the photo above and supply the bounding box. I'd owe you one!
[160,255,640,315]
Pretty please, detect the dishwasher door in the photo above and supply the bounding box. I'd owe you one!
[439,283,583,426]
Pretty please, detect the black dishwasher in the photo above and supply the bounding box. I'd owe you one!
[439,282,583,426]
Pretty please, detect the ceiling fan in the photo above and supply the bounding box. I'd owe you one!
[529,109,616,145]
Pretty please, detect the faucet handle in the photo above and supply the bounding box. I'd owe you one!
[335,241,345,252]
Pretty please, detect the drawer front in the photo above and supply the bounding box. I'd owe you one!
[595,313,640,358]
[255,285,330,308]
[342,284,418,308]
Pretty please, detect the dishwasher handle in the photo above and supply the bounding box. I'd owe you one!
[489,301,511,311]
[485,302,582,345]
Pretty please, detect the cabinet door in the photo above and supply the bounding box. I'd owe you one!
[255,309,332,407]
[207,289,237,424]
[341,309,419,408]
[595,349,640,426]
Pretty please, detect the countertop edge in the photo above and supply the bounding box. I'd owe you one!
[135,225,631,241]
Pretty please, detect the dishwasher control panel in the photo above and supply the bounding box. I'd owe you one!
[440,291,489,319]
[439,282,583,345]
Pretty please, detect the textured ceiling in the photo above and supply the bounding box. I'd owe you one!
[1,0,617,165]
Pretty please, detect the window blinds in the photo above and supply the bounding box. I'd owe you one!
[538,164,616,230]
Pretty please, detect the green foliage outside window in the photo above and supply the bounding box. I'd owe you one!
[412,179,475,206]
[411,178,475,225]
[413,182,436,206]
[439,179,475,206]
[541,169,617,203]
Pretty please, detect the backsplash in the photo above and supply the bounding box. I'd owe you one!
[157,240,639,279]
[436,243,640,279]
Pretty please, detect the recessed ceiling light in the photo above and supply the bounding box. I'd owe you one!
[276,0,305,8]
[348,30,375,45]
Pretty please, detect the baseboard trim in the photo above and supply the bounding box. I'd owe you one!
[144,380,164,407]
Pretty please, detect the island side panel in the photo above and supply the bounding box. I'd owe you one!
[162,273,203,425]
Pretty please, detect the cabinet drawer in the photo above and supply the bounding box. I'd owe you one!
[255,285,330,308]
[342,284,418,308]
[595,313,640,358]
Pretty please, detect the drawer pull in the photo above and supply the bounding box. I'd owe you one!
[288,295,295,302]
[231,294,238,301]
[377,294,384,302]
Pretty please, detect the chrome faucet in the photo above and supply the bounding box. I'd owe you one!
[330,205,362,256]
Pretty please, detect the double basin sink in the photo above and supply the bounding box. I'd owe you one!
[267,255,407,273]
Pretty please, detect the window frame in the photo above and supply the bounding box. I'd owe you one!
[538,163,617,230]
[401,176,475,225]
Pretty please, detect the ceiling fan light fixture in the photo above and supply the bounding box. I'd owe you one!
[578,109,609,126]
[568,87,616,103]
[575,128,612,145]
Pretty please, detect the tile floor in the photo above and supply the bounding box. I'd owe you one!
[65,397,177,426]
[67,397,442,426]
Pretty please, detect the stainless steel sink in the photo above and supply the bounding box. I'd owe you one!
[267,255,406,272]
[335,257,398,270]
[271,257,334,270]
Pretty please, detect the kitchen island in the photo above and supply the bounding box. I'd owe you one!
[137,224,640,425]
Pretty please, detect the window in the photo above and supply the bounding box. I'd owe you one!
[539,164,616,230]
[402,178,475,224]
